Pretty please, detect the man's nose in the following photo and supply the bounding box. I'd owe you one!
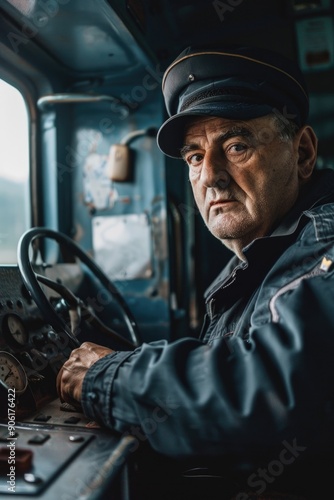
[201,149,231,189]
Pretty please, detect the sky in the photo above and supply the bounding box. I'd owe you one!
[0,78,29,182]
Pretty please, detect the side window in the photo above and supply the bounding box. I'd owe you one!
[0,79,30,263]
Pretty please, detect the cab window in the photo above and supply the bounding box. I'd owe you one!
[0,78,30,263]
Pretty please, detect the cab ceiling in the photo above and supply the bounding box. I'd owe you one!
[0,0,301,74]
[1,0,333,92]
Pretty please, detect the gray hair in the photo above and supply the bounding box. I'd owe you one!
[271,112,300,141]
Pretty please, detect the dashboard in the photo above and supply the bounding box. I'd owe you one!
[0,265,77,417]
[0,265,136,499]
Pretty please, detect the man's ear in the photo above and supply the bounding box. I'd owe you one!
[296,125,318,181]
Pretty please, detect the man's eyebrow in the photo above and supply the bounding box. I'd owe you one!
[180,144,199,158]
[180,127,253,158]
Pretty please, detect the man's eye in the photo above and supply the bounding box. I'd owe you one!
[225,143,248,156]
[186,153,203,166]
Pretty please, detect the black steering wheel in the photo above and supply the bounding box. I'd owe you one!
[17,227,140,350]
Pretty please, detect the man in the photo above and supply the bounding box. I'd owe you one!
[57,46,334,498]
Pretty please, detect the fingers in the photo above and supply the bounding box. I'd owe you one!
[56,365,63,400]
[56,342,113,409]
[56,363,83,410]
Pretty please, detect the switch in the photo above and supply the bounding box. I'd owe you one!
[28,434,50,445]
[34,414,51,422]
[64,416,81,424]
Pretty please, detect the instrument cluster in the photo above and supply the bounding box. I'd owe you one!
[0,266,71,416]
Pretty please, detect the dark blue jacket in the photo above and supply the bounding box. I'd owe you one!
[82,168,334,488]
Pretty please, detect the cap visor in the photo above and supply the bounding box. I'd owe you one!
[157,101,273,158]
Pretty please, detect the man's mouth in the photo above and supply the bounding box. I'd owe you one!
[209,199,236,210]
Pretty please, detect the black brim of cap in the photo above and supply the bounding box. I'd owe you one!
[157,101,274,159]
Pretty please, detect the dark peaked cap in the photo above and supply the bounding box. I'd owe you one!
[157,46,309,158]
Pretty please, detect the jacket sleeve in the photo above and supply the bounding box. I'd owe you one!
[81,265,334,459]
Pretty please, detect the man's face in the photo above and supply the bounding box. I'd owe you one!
[181,115,302,258]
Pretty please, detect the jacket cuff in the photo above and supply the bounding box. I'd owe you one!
[81,351,134,427]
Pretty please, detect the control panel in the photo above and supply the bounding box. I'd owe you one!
[0,265,136,499]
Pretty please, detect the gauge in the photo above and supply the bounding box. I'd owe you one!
[0,351,28,394]
[5,314,28,347]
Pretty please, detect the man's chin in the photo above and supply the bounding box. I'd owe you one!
[208,219,238,241]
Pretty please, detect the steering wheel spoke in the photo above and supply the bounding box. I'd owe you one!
[17,227,140,351]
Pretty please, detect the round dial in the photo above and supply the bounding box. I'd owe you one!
[0,351,28,394]
[5,314,28,346]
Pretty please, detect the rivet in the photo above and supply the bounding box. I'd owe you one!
[188,74,195,82]
[69,435,84,442]
[24,473,43,484]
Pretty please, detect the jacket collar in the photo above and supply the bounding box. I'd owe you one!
[205,168,334,300]
[269,168,334,238]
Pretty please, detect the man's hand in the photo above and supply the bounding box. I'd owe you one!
[56,341,114,408]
